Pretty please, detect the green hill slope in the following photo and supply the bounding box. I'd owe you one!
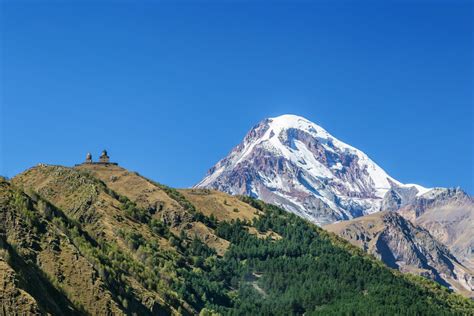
[1,164,471,315]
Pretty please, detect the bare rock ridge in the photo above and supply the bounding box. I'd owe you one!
[395,187,474,269]
[327,187,474,297]
[325,211,473,298]
[196,114,429,226]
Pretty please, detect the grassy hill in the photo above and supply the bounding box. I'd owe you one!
[0,163,471,315]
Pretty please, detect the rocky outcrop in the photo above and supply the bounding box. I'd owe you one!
[380,184,420,212]
[325,211,473,297]
[395,188,474,270]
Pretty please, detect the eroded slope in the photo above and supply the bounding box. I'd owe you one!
[325,211,473,297]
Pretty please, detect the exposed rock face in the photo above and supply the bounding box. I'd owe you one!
[380,185,420,212]
[197,114,428,225]
[394,188,474,270]
[325,211,473,297]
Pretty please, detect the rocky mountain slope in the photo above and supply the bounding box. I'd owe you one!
[2,164,473,314]
[325,211,473,298]
[395,187,474,270]
[196,114,428,226]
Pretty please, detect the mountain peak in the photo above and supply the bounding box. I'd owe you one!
[268,114,316,128]
[258,114,332,143]
[197,114,428,225]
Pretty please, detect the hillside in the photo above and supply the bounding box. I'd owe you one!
[1,163,472,314]
[0,177,124,314]
[325,211,473,298]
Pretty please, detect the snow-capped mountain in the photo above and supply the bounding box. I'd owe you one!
[196,114,430,225]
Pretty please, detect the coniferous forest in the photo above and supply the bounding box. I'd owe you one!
[177,197,472,315]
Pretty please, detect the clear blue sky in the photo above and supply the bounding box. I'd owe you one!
[1,0,473,193]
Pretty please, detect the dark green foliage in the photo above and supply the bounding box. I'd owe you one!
[169,236,180,248]
[187,236,216,258]
[149,219,171,237]
[12,191,42,232]
[118,195,150,223]
[214,219,248,243]
[238,195,266,211]
[178,198,473,315]
[193,212,218,229]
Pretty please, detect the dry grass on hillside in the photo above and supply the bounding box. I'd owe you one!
[179,188,262,221]
[75,164,183,213]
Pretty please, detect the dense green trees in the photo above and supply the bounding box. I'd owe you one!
[176,197,473,315]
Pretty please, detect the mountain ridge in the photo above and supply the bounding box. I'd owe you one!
[325,210,473,298]
[197,114,431,225]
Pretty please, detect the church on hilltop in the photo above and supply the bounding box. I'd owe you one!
[81,150,118,165]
